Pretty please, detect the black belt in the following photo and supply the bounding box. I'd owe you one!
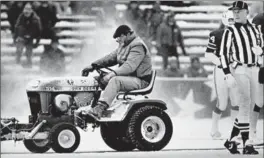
[217,65,223,68]
[237,63,260,67]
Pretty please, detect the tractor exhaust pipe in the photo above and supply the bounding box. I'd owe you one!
[25,120,46,139]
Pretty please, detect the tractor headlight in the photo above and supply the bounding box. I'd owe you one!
[54,94,72,113]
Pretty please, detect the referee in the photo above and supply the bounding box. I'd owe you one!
[219,1,264,155]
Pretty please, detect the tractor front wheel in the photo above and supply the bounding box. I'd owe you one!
[50,123,80,153]
[24,139,51,153]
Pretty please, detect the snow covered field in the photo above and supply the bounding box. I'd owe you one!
[1,117,263,157]
[2,150,263,158]
[2,74,263,156]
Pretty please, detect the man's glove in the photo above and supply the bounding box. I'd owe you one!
[82,65,94,76]
[252,46,263,56]
[224,74,237,88]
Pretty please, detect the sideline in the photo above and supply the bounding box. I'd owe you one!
[1,147,263,155]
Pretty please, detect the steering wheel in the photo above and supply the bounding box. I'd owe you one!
[82,63,115,78]
[91,64,115,90]
[91,63,114,76]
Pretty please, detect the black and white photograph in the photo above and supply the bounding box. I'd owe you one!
[1,0,263,157]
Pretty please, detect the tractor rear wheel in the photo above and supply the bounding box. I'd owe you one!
[100,122,135,151]
[127,106,173,151]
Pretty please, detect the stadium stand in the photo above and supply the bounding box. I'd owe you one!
[0,2,256,77]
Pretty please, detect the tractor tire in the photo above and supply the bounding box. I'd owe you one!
[127,106,173,151]
[100,122,135,151]
[50,123,80,153]
[24,139,51,153]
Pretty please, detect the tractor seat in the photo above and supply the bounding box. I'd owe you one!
[118,70,156,96]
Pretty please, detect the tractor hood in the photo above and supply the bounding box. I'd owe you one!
[26,76,100,92]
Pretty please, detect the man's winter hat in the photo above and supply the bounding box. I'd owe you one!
[113,25,133,38]
[229,1,248,10]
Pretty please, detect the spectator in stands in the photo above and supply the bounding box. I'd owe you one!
[76,1,98,15]
[143,8,153,28]
[184,57,208,77]
[54,1,72,15]
[32,1,41,11]
[125,1,141,30]
[7,2,24,36]
[40,37,65,75]
[149,1,163,41]
[156,12,187,70]
[35,1,58,39]
[138,8,153,48]
[134,9,146,37]
[136,8,152,38]
[102,1,118,24]
[2,1,15,9]
[67,1,79,14]
[14,3,42,68]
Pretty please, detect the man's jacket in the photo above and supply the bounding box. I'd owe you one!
[156,21,184,47]
[35,4,58,30]
[93,34,152,79]
[14,12,42,40]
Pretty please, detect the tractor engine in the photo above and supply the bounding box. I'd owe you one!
[52,92,94,115]
[53,94,73,113]
[26,77,100,123]
[73,92,94,108]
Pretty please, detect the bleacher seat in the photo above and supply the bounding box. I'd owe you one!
[0,3,238,76]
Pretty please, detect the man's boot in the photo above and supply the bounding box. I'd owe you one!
[87,101,109,119]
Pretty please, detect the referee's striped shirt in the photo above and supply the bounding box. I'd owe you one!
[219,20,264,74]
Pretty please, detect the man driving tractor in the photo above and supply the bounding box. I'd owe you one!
[82,25,153,119]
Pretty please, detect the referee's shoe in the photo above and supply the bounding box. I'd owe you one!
[243,145,259,155]
[243,140,259,155]
[224,139,240,154]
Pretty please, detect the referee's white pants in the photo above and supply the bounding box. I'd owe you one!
[251,66,264,108]
[213,66,239,111]
[233,65,263,123]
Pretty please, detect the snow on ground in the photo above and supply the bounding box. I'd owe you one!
[1,116,263,153]
[1,150,263,158]
[1,76,263,156]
